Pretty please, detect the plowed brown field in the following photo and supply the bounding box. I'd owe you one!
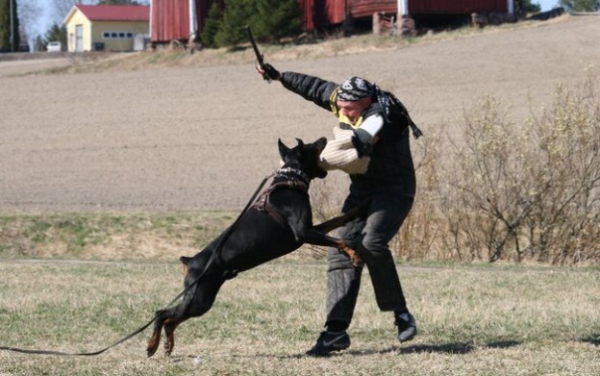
[1,15,599,212]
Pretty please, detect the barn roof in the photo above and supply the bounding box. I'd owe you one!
[63,5,150,25]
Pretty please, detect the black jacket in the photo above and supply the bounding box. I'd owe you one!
[280,71,416,197]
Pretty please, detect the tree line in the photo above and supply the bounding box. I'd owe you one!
[200,0,302,48]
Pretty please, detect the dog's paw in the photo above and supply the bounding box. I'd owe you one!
[147,344,159,358]
[339,247,363,268]
[350,252,363,268]
[147,336,160,358]
[164,338,174,356]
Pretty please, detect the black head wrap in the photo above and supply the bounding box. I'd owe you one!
[337,76,374,101]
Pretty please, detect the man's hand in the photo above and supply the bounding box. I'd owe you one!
[255,62,280,82]
[351,129,373,158]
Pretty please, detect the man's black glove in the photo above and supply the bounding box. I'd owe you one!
[258,63,280,81]
[351,129,373,158]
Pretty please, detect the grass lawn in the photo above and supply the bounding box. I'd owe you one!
[0,260,598,375]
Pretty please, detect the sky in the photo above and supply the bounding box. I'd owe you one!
[536,0,560,11]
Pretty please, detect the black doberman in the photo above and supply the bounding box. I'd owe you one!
[146,137,362,357]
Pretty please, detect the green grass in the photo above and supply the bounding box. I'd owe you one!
[0,212,236,260]
[0,261,598,375]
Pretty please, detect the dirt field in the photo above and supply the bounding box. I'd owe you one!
[1,15,599,213]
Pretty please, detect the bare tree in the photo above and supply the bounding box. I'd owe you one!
[53,0,80,22]
[17,0,42,51]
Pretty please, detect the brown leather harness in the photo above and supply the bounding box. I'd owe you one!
[251,168,309,227]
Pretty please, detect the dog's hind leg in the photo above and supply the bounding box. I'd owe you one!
[147,258,193,358]
[147,277,226,357]
[147,307,180,357]
[163,317,188,356]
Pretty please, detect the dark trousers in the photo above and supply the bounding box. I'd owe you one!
[325,190,413,326]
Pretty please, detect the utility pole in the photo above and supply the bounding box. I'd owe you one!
[9,0,15,52]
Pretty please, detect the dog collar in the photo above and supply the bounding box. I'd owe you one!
[276,167,310,185]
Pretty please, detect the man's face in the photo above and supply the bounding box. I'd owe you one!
[337,97,372,125]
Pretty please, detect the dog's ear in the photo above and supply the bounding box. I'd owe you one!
[314,137,327,153]
[278,138,290,160]
[295,138,305,160]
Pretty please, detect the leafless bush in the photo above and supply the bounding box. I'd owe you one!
[436,75,600,265]
[393,121,447,261]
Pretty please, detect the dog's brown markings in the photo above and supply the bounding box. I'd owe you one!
[146,332,160,357]
[163,318,187,356]
[181,257,190,279]
[146,258,192,357]
[340,246,362,267]
[312,206,363,267]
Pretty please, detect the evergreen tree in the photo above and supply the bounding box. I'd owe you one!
[0,0,19,51]
[0,0,8,50]
[200,2,223,48]
[251,0,301,43]
[559,0,599,11]
[214,0,254,48]
[515,0,541,13]
[41,22,67,50]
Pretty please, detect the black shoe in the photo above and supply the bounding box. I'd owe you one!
[395,312,417,343]
[305,331,350,357]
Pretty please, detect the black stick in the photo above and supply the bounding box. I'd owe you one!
[245,25,271,82]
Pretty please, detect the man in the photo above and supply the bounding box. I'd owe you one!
[256,64,422,356]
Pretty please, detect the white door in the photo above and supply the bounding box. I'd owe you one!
[75,24,83,52]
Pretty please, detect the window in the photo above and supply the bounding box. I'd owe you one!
[103,31,135,39]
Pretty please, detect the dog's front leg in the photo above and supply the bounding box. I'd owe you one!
[312,206,362,234]
[303,230,363,267]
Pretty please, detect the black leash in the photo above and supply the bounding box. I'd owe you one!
[0,173,274,356]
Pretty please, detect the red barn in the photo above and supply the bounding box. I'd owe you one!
[150,0,515,45]
[301,0,515,30]
[150,0,223,45]
[399,0,513,15]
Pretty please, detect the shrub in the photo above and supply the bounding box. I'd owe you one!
[424,75,600,265]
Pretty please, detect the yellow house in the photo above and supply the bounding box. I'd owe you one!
[62,4,150,52]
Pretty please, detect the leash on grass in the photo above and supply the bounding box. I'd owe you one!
[0,173,275,356]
